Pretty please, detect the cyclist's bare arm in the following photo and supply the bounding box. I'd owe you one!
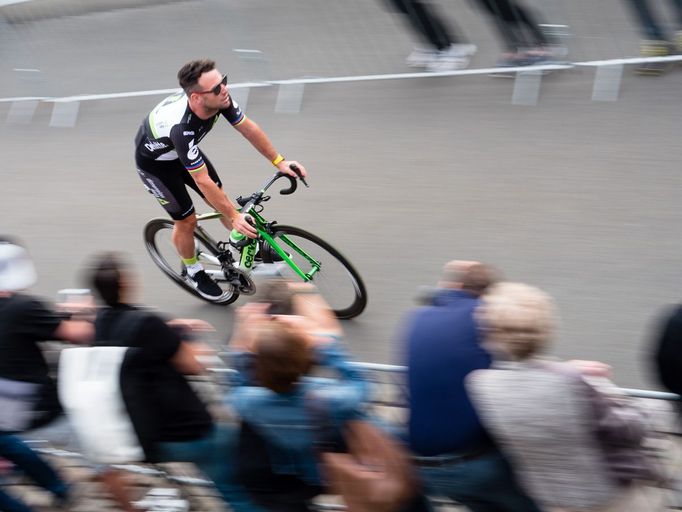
[191,167,257,237]
[234,118,308,178]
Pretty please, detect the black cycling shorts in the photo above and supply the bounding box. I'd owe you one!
[135,150,222,221]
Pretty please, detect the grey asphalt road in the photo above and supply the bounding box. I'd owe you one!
[1,0,681,389]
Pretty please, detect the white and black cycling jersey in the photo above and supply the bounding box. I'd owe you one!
[134,91,245,172]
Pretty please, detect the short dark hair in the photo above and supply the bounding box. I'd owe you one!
[440,262,500,296]
[177,59,216,94]
[461,263,501,296]
[254,321,312,394]
[89,252,127,307]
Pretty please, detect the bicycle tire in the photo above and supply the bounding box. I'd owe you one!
[143,218,240,305]
[261,225,367,319]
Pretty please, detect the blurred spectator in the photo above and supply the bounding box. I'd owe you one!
[624,0,682,72]
[86,252,261,512]
[0,237,92,511]
[402,261,541,511]
[653,303,682,409]
[385,0,477,71]
[227,278,369,511]
[0,433,70,512]
[471,0,554,66]
[468,282,664,511]
[0,237,92,432]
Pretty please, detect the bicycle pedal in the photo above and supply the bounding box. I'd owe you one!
[238,277,257,295]
[225,267,256,295]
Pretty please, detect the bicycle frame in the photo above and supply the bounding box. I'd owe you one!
[194,207,320,282]
[145,169,366,316]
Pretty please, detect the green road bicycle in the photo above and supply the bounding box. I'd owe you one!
[143,168,367,319]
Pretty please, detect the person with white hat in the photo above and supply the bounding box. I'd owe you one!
[0,237,94,510]
[0,237,93,432]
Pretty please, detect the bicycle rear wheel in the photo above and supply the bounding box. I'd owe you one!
[143,218,239,305]
[261,225,367,319]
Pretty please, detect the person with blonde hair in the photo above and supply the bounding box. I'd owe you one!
[476,282,555,361]
[468,282,664,512]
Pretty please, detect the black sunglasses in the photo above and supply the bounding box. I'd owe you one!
[195,74,228,95]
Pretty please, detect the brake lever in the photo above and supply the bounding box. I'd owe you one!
[289,164,309,188]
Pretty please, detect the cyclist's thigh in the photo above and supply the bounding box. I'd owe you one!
[181,151,222,198]
[136,157,195,220]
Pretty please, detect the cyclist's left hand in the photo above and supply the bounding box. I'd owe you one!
[277,160,307,179]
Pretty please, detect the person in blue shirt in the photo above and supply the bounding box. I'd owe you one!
[402,260,541,512]
[226,279,369,511]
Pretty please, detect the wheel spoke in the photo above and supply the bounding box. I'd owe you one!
[262,225,366,319]
[144,219,239,305]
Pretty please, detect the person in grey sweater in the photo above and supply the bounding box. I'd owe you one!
[467,282,664,512]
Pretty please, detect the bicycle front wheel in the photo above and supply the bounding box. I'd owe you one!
[261,225,367,319]
[144,218,239,305]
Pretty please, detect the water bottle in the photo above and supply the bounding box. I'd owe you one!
[228,229,245,263]
[229,229,257,271]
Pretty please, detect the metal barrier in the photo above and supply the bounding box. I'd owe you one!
[23,361,682,511]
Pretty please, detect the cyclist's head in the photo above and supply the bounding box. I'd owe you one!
[254,319,313,393]
[0,236,37,292]
[89,252,132,307]
[178,59,217,95]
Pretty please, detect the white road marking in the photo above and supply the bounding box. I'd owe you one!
[1,54,679,117]
[0,0,31,6]
[3,54,682,105]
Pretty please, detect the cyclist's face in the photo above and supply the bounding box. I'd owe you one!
[196,69,230,110]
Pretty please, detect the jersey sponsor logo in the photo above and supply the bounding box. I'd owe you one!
[187,139,199,160]
[144,140,168,152]
[183,131,194,136]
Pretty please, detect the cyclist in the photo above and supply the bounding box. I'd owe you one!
[135,58,307,299]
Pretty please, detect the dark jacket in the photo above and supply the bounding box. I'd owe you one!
[654,305,682,396]
[404,289,492,455]
[94,305,213,462]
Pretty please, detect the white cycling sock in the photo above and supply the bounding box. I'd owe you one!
[185,262,203,277]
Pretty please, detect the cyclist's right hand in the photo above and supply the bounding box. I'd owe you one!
[232,212,258,238]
